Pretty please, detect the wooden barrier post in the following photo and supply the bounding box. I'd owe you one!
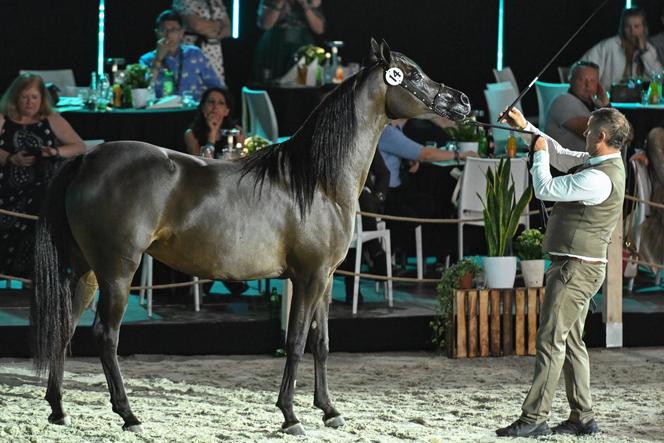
[479,290,490,357]
[455,290,467,358]
[527,288,538,355]
[468,290,478,357]
[502,290,514,356]
[490,289,501,356]
[515,288,526,355]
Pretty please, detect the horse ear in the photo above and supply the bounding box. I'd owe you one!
[380,39,392,65]
[370,38,381,60]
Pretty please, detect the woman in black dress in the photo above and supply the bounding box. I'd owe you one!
[0,73,85,279]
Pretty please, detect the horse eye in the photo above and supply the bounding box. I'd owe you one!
[411,71,422,81]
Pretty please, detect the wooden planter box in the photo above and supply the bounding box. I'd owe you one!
[448,288,545,358]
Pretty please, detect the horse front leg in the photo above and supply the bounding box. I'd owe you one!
[46,270,98,426]
[276,274,325,435]
[308,280,343,428]
[93,277,142,432]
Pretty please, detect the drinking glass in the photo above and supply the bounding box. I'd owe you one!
[182,91,195,107]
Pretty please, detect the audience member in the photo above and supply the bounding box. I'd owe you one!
[184,87,243,156]
[580,7,662,89]
[0,73,85,279]
[546,61,609,152]
[172,0,230,84]
[253,0,326,82]
[378,119,475,263]
[648,6,664,65]
[139,9,222,101]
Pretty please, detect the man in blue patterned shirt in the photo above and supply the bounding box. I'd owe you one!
[140,9,222,101]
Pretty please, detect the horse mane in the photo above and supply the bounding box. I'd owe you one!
[240,65,375,218]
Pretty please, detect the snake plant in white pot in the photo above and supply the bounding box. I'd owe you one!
[479,158,532,288]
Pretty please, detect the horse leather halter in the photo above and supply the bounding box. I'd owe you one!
[378,60,449,117]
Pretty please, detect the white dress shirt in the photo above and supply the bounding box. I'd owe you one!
[522,122,622,262]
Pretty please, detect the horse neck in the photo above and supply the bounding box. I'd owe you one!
[336,67,388,209]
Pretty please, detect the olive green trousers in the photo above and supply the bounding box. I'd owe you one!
[520,257,606,425]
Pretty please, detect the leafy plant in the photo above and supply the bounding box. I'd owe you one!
[515,228,544,261]
[430,258,480,350]
[124,64,150,89]
[244,135,271,154]
[478,158,532,256]
[444,119,482,142]
[296,45,326,65]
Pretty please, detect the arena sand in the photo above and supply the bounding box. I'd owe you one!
[1,347,662,442]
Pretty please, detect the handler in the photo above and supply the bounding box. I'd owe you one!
[496,106,630,437]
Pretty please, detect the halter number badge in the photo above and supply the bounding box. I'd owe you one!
[385,67,404,86]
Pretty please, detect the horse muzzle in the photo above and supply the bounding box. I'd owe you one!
[434,90,471,121]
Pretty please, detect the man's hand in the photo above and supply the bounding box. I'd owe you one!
[205,112,223,142]
[8,151,37,167]
[532,135,546,152]
[500,107,527,131]
[593,83,610,107]
[460,151,478,160]
[40,146,59,158]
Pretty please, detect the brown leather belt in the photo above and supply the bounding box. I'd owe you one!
[551,255,604,265]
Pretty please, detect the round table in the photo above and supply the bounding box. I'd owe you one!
[60,106,197,152]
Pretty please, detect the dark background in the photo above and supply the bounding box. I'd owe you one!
[2,0,664,118]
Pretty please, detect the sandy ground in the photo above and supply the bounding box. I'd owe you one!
[0,348,663,442]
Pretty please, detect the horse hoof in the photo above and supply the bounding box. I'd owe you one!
[123,424,144,433]
[282,422,306,436]
[48,414,71,426]
[324,415,345,428]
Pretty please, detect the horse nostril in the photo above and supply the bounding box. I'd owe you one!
[461,94,469,105]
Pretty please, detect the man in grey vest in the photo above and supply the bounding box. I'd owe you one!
[495,106,630,437]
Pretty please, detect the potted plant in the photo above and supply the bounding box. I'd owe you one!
[444,120,482,153]
[430,258,480,351]
[243,135,271,155]
[479,158,532,288]
[516,228,545,287]
[124,64,150,108]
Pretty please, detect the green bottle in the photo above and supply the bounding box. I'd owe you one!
[162,69,174,96]
[477,127,488,157]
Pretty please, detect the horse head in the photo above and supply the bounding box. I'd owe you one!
[371,38,471,121]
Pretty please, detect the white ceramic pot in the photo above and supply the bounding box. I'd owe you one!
[457,141,479,153]
[483,256,517,289]
[521,259,545,287]
[131,88,149,108]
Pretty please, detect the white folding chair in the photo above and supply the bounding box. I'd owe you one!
[241,86,289,143]
[457,157,530,260]
[492,67,519,94]
[139,254,200,318]
[19,69,76,92]
[349,213,393,314]
[535,81,570,131]
[484,86,517,153]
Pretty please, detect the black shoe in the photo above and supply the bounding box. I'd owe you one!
[552,418,600,435]
[496,419,552,437]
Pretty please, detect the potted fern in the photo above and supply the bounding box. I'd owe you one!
[445,120,482,153]
[516,228,545,287]
[478,158,532,288]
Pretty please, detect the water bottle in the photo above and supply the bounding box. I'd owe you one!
[163,69,174,96]
[96,73,111,111]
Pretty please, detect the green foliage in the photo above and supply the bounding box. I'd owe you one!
[515,228,544,260]
[478,158,533,256]
[430,259,480,350]
[244,135,271,154]
[297,45,326,65]
[444,119,482,142]
[124,64,150,89]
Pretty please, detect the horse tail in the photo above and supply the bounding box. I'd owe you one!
[31,155,84,377]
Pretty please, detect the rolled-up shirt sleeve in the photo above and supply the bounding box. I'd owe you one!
[532,150,612,205]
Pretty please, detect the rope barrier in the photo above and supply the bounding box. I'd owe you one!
[5,253,662,289]
[624,194,664,210]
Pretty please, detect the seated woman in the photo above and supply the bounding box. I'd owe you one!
[183,86,248,296]
[184,87,244,157]
[0,73,85,279]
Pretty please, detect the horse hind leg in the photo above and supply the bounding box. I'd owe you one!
[276,272,328,435]
[46,270,98,426]
[93,275,142,432]
[308,280,344,429]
